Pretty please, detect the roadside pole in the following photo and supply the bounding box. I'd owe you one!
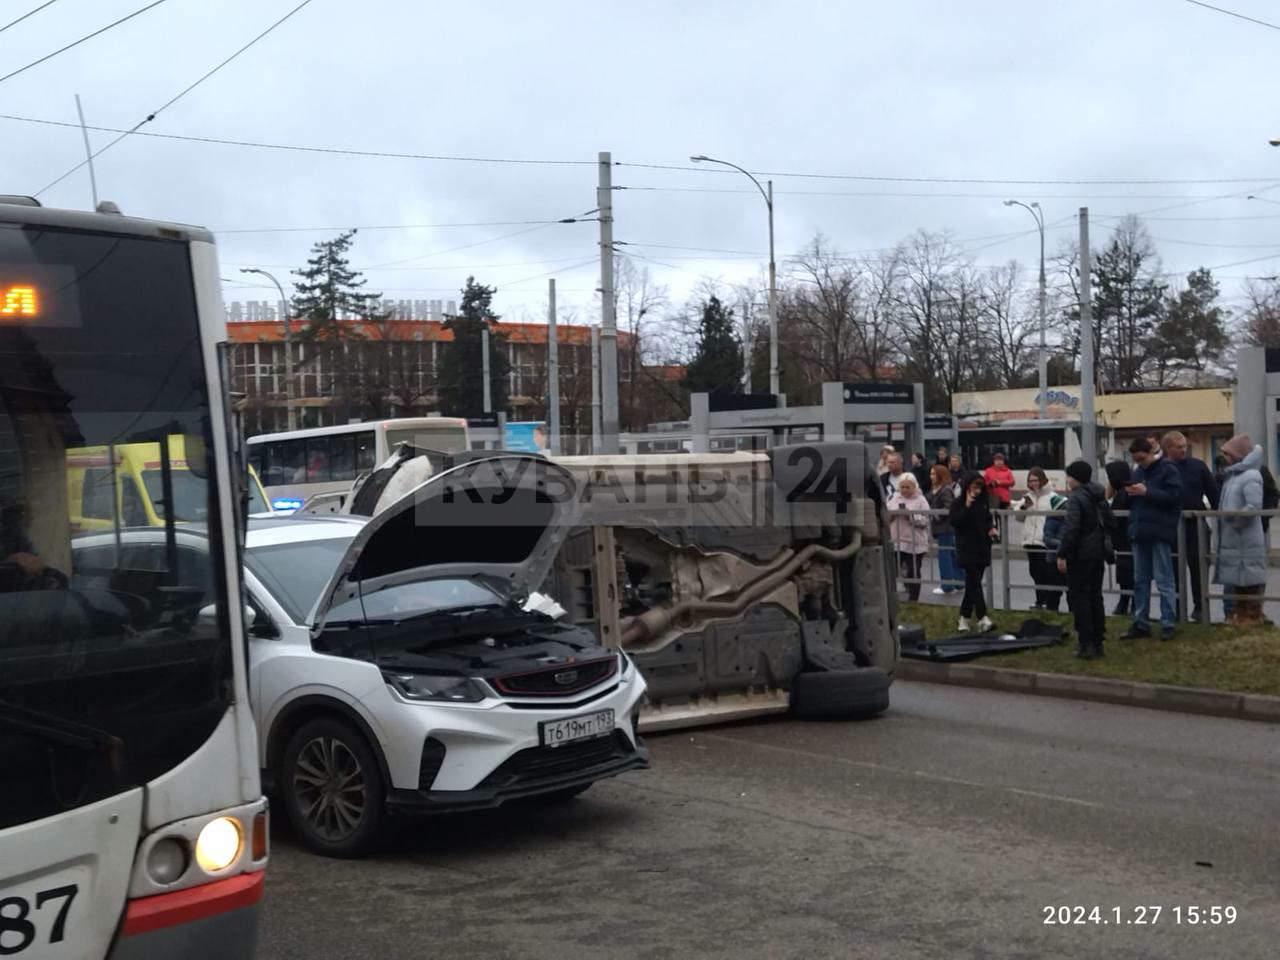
[482,324,492,414]
[1079,208,1097,467]
[590,325,602,454]
[598,151,619,454]
[548,279,561,455]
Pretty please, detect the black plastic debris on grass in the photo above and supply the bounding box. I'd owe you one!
[898,620,1067,662]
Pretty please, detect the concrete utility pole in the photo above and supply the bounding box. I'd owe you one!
[590,325,602,454]
[548,279,560,455]
[598,151,620,453]
[239,267,296,430]
[1003,199,1047,418]
[690,155,779,395]
[741,298,752,391]
[481,324,492,414]
[1079,208,1097,466]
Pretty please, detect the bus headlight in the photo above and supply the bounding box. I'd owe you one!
[195,817,243,873]
[146,838,189,884]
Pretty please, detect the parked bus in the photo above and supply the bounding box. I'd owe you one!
[1,198,267,959]
[66,437,271,532]
[247,417,469,511]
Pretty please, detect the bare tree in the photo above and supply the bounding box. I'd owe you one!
[979,261,1037,390]
[1243,276,1280,348]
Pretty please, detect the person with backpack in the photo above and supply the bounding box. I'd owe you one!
[950,470,999,633]
[1123,437,1183,641]
[1056,460,1111,659]
[1215,435,1267,628]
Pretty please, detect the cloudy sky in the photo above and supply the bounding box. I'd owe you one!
[5,0,1278,327]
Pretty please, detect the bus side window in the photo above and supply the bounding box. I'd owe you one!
[279,439,305,483]
[355,430,376,472]
[305,438,331,482]
[82,468,116,519]
[329,434,356,481]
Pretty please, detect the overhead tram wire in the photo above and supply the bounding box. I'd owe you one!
[3,110,1274,187]
[612,159,1278,187]
[2,112,598,166]
[36,0,319,197]
[0,1,61,35]
[361,211,598,270]
[0,0,169,84]
[1182,0,1280,32]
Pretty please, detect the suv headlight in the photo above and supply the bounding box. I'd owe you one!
[384,671,486,702]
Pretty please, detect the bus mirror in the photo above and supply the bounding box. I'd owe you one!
[185,434,208,478]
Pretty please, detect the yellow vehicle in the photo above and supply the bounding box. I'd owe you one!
[67,436,270,532]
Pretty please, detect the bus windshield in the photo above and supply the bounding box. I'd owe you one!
[0,224,230,830]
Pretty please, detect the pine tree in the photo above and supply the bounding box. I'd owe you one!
[1154,267,1229,386]
[682,295,743,396]
[289,230,384,422]
[437,277,510,418]
[292,230,378,338]
[1090,216,1167,390]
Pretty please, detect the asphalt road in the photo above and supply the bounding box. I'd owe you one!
[258,682,1280,960]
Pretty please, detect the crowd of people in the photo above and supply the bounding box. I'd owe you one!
[876,432,1275,659]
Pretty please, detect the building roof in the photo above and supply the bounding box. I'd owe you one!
[226,318,632,347]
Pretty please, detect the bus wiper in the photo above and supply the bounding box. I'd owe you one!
[0,698,122,752]
[0,698,125,786]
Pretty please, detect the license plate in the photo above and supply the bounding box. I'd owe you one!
[540,709,615,748]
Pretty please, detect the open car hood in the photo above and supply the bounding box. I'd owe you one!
[308,453,578,629]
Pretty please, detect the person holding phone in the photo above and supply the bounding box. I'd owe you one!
[1124,437,1183,640]
[1014,466,1067,611]
[887,474,932,601]
[950,471,999,633]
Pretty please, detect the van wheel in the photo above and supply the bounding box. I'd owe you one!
[790,668,891,720]
[280,717,386,858]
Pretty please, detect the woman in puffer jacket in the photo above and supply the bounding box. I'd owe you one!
[1014,466,1067,612]
[887,473,932,602]
[1215,434,1267,627]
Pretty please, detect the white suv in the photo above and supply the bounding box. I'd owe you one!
[73,455,649,857]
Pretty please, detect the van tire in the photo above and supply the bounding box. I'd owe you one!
[790,668,890,720]
[280,717,387,858]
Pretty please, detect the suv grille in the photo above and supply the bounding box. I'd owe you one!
[492,656,618,697]
[478,731,634,789]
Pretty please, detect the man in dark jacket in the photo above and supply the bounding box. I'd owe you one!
[1056,461,1108,659]
[1125,437,1183,640]
[1162,431,1219,620]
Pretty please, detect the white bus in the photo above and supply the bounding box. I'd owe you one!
[956,418,1116,491]
[1,198,267,958]
[246,417,470,511]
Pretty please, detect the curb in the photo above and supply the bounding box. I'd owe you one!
[895,659,1280,724]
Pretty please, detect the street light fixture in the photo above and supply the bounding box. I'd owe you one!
[1003,199,1048,420]
[690,154,779,396]
[240,267,296,430]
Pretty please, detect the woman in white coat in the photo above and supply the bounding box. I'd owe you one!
[1015,466,1067,612]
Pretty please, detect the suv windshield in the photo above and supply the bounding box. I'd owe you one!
[246,536,351,623]
[0,222,230,830]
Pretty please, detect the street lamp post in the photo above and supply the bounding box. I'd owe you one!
[1003,199,1048,420]
[240,267,296,430]
[691,154,779,396]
